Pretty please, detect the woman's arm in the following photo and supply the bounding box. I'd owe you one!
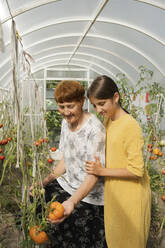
[48,174,98,224]
[68,174,98,206]
[42,156,66,187]
[86,156,140,179]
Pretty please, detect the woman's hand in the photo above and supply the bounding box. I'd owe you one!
[47,200,74,224]
[29,185,33,197]
[85,156,104,176]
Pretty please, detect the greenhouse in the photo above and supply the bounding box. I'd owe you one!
[0,0,165,247]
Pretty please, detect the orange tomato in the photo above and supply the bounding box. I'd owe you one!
[8,137,12,141]
[38,138,44,144]
[48,201,64,221]
[158,152,163,156]
[153,148,160,155]
[51,147,56,152]
[29,226,48,244]
[161,195,165,202]
[162,170,165,175]
[27,162,31,167]
[0,123,3,128]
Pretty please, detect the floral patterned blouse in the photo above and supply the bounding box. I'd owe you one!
[57,113,105,205]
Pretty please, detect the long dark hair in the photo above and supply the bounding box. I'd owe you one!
[87,75,129,113]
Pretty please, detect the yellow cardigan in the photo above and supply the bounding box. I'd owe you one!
[104,114,151,248]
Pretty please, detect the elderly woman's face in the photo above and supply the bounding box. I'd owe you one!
[57,100,83,125]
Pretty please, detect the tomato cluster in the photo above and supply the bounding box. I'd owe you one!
[34,138,49,147]
[148,144,163,160]
[0,125,13,161]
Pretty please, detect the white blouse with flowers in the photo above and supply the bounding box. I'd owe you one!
[57,113,105,205]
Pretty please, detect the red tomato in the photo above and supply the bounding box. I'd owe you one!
[162,170,165,175]
[147,148,152,152]
[48,158,53,164]
[0,155,5,160]
[34,142,39,147]
[1,139,8,145]
[8,137,12,141]
[0,148,2,153]
[51,147,56,152]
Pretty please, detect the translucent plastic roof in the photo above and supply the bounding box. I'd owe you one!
[0,0,165,88]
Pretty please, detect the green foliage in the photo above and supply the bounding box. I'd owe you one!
[45,110,62,130]
[148,166,165,193]
[46,81,60,89]
[147,196,162,248]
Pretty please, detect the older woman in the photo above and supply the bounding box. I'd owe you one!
[43,80,107,248]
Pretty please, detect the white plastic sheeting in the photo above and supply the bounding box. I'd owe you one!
[0,0,165,89]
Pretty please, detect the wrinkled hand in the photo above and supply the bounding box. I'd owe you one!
[47,200,74,224]
[29,185,45,197]
[85,156,103,176]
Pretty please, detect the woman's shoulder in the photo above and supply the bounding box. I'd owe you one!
[125,114,140,127]
[123,115,142,135]
[88,113,105,130]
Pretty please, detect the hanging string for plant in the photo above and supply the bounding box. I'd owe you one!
[0,21,5,52]
[154,94,164,139]
[11,19,21,168]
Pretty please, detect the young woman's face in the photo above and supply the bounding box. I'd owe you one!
[89,94,119,119]
[57,100,84,125]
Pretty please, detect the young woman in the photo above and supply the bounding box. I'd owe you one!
[85,75,151,248]
[43,80,107,248]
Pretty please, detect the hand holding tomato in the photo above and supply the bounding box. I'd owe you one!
[47,200,74,224]
[85,156,103,176]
